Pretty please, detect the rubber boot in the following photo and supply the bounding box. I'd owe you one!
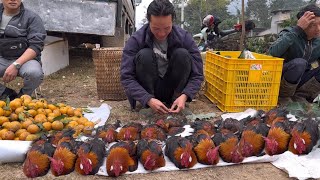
[278,78,298,106]
[293,77,320,103]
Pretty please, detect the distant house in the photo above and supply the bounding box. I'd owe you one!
[258,9,291,36]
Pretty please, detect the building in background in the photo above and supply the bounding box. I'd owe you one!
[258,9,291,36]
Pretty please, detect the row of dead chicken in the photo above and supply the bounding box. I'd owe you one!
[23,108,320,177]
[96,108,319,157]
[22,129,185,178]
[22,118,189,178]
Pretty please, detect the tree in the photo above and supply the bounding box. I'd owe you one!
[269,0,305,12]
[172,0,183,26]
[246,0,271,28]
[183,0,232,34]
[183,0,209,33]
[219,17,238,30]
[208,0,232,20]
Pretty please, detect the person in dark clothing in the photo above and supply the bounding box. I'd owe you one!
[269,4,320,104]
[121,0,203,114]
[199,15,255,51]
[200,15,221,43]
[0,0,46,100]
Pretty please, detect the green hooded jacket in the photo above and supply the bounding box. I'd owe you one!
[269,26,320,64]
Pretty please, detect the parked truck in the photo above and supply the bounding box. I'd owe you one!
[23,0,136,47]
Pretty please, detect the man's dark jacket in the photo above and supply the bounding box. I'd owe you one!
[269,26,320,64]
[121,24,204,107]
[0,3,46,61]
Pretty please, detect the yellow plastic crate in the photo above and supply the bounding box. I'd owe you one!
[204,51,284,112]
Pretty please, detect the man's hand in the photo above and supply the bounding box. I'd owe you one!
[2,48,36,83]
[169,94,188,113]
[3,64,18,83]
[297,11,316,30]
[147,98,169,114]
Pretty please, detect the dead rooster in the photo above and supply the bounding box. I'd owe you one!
[137,139,166,170]
[165,136,197,169]
[288,119,319,155]
[96,120,121,143]
[117,122,142,141]
[140,124,167,141]
[50,137,80,176]
[75,138,106,175]
[106,141,138,177]
[188,130,219,165]
[23,139,55,178]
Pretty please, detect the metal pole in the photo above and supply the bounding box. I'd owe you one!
[239,0,245,51]
[181,0,184,29]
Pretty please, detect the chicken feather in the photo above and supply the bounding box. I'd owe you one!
[265,127,290,155]
[106,147,135,177]
[239,130,264,157]
[194,139,219,165]
[219,137,243,163]
[23,151,50,178]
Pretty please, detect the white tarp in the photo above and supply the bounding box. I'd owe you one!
[271,147,320,180]
[221,108,320,180]
[1,106,319,180]
[0,103,111,164]
[97,146,279,176]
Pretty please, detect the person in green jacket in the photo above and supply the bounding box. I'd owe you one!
[269,4,320,104]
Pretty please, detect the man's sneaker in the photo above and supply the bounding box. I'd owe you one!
[0,88,18,101]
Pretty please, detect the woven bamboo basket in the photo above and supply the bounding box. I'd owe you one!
[92,47,127,100]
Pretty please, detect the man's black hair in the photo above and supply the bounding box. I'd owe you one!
[297,4,320,19]
[146,0,176,21]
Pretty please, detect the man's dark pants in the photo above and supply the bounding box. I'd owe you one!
[282,58,320,88]
[280,58,320,102]
[133,48,192,108]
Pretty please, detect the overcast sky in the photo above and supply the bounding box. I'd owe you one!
[135,0,153,29]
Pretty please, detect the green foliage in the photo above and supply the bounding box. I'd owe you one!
[280,12,298,28]
[180,0,233,34]
[245,0,304,29]
[286,101,320,118]
[219,17,238,30]
[245,34,277,54]
[53,115,67,121]
[246,38,269,54]
[172,0,307,50]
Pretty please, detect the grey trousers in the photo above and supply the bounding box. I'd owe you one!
[0,57,44,95]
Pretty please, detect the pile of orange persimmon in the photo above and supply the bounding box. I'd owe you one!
[0,95,94,141]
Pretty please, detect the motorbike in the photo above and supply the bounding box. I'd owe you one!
[193,20,255,52]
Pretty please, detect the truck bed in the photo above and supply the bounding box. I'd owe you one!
[23,0,118,36]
